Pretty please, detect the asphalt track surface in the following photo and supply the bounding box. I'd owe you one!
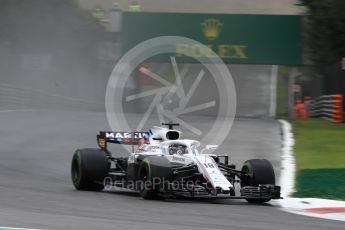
[0,110,344,230]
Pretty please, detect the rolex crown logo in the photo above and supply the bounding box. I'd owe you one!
[201,18,223,40]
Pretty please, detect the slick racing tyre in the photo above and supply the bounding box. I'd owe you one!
[138,156,173,199]
[71,148,109,191]
[241,159,275,203]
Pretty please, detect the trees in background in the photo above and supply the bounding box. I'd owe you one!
[298,0,345,96]
[299,0,345,65]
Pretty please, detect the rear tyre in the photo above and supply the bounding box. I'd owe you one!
[138,156,173,199]
[241,159,275,203]
[71,148,109,191]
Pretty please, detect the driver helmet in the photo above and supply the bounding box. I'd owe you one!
[169,143,187,155]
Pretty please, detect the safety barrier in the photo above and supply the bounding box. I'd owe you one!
[307,94,343,123]
[294,99,309,119]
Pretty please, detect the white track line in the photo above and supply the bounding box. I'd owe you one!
[0,227,40,230]
[278,119,295,197]
[278,120,345,222]
[0,109,36,113]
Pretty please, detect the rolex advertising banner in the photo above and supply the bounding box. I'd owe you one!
[121,12,303,65]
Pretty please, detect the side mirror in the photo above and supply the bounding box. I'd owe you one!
[201,145,218,154]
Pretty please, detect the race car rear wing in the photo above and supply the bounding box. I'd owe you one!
[97,131,150,150]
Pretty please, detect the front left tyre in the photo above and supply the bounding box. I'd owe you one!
[71,148,109,191]
[241,159,276,203]
[138,156,173,199]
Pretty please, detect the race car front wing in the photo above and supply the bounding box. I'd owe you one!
[240,184,281,200]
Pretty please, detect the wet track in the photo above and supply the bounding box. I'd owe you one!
[1,0,344,229]
[0,110,344,229]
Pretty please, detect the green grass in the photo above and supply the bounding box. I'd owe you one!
[293,119,345,170]
[294,168,345,200]
[292,119,345,200]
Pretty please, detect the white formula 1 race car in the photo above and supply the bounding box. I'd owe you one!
[71,123,281,203]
